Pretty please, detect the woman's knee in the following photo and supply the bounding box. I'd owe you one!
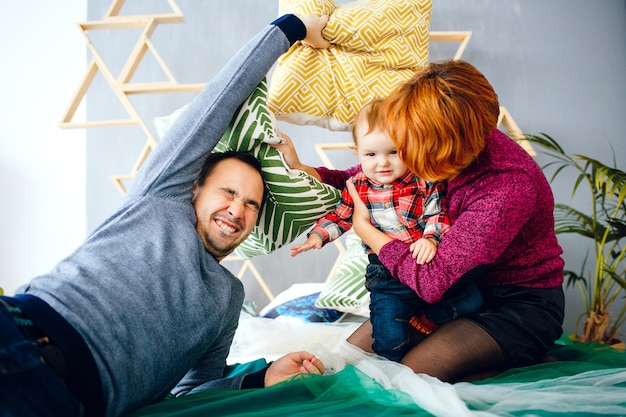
[347,320,374,353]
[400,319,507,382]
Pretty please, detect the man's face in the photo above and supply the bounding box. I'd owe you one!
[192,158,264,260]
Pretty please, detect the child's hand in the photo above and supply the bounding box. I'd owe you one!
[410,238,438,264]
[290,234,323,257]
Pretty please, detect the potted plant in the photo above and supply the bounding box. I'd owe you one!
[525,133,626,345]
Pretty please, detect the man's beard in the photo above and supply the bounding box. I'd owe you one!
[200,229,246,260]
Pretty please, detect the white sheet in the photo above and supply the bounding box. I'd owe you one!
[228,312,626,417]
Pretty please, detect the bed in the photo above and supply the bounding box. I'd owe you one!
[128,282,626,417]
[129,2,626,415]
[137,72,626,417]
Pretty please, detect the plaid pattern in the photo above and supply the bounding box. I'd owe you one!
[310,170,450,252]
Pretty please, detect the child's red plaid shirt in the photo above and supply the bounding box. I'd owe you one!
[310,170,451,253]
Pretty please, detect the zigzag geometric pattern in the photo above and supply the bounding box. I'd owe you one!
[59,0,205,194]
[268,0,433,130]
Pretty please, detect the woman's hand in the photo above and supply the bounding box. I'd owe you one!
[345,180,392,253]
[270,133,321,180]
[298,15,331,48]
[272,133,303,170]
[345,179,370,228]
[264,351,324,387]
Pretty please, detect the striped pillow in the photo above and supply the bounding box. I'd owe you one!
[155,79,341,258]
[315,231,370,317]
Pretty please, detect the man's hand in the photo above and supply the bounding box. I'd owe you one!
[264,351,325,387]
[298,15,331,48]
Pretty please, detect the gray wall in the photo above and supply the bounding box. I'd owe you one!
[86,1,626,334]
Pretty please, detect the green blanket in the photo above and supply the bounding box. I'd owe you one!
[130,337,626,417]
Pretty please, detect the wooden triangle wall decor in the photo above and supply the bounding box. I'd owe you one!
[59,0,205,193]
[60,3,535,201]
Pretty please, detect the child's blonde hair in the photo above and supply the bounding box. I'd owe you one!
[351,98,386,147]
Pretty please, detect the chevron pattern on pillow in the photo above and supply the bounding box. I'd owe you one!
[155,79,341,258]
[315,231,370,317]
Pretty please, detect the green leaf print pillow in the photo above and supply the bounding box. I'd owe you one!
[154,79,341,258]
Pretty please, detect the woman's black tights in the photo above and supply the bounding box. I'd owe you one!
[347,318,509,383]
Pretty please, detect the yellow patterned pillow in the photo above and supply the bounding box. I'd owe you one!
[268,0,432,131]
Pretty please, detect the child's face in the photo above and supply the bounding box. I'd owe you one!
[354,123,408,185]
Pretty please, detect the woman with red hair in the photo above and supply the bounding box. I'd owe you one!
[276,59,565,382]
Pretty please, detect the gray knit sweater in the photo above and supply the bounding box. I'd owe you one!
[19,17,300,417]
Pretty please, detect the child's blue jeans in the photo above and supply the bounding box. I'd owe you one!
[365,257,483,362]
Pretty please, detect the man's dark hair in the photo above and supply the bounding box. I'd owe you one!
[196,151,267,207]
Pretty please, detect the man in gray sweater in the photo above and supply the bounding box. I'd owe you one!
[0,13,329,417]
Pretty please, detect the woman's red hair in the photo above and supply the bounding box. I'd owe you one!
[380,60,500,181]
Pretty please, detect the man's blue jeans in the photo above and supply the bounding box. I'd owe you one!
[365,260,483,362]
[0,298,83,417]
